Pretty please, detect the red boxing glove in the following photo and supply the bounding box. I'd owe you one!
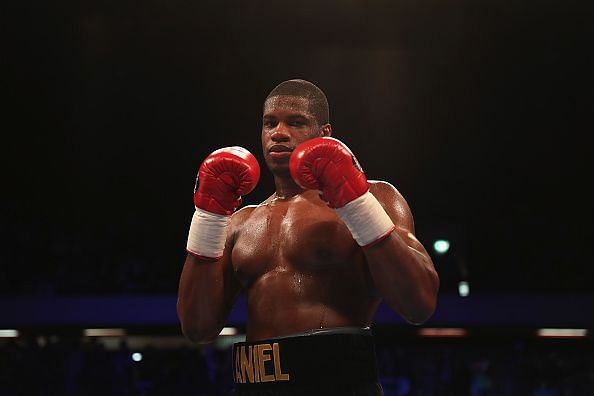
[194,147,261,215]
[187,146,260,259]
[290,137,395,247]
[289,137,368,208]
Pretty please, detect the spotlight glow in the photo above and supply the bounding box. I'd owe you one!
[458,281,470,297]
[433,240,450,254]
[132,352,143,362]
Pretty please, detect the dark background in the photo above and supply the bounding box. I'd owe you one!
[2,0,592,296]
[2,2,593,395]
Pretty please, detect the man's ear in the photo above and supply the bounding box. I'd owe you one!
[320,123,333,137]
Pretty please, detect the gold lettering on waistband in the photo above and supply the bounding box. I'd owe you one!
[273,342,290,381]
[253,345,260,382]
[234,342,291,384]
[258,343,275,382]
[240,345,255,384]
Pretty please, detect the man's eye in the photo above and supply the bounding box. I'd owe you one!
[264,120,276,128]
[290,121,304,127]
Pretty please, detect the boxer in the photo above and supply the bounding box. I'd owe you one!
[178,80,439,395]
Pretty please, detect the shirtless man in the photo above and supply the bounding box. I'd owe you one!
[177,79,439,395]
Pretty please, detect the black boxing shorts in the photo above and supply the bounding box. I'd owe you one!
[230,327,383,396]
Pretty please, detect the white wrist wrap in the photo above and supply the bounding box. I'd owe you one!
[335,191,395,247]
[186,208,231,259]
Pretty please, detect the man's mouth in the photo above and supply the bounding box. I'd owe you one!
[269,145,293,159]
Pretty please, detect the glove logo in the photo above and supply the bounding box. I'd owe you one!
[336,137,363,172]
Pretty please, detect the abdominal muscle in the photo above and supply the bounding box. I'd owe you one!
[244,267,380,341]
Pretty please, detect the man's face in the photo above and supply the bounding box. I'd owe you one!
[261,95,325,174]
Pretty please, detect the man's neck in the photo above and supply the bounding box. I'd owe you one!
[273,174,305,199]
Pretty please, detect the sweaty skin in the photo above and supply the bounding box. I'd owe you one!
[177,95,439,342]
[232,190,377,339]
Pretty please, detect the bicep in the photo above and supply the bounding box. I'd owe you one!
[370,181,431,259]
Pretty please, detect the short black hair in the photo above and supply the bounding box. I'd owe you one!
[265,79,329,125]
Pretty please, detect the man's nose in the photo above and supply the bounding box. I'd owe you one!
[270,123,290,142]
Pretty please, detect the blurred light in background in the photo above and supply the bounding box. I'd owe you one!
[132,352,143,362]
[219,327,238,336]
[0,329,19,338]
[537,328,588,338]
[458,281,470,297]
[433,239,450,254]
[419,328,467,337]
[84,328,126,337]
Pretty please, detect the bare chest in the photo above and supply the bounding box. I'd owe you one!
[231,197,360,285]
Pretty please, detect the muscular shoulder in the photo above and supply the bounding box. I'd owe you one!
[227,205,257,244]
[368,180,405,205]
[229,192,277,229]
[368,180,415,232]
[230,205,257,227]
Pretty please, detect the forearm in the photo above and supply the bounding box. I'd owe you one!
[177,254,237,343]
[178,146,258,342]
[364,233,439,324]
